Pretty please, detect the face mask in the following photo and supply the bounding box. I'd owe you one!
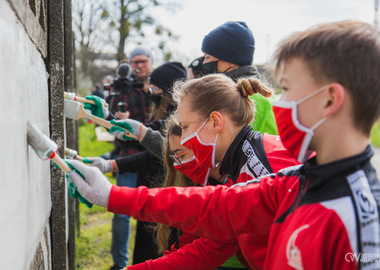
[174,156,210,186]
[202,60,219,75]
[181,118,218,168]
[150,94,162,106]
[272,85,328,162]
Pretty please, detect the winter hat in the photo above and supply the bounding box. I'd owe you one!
[202,21,255,66]
[149,62,187,93]
[129,46,154,63]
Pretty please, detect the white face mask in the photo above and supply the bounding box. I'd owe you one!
[272,85,328,162]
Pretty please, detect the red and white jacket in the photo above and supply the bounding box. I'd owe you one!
[109,146,380,270]
[119,126,299,269]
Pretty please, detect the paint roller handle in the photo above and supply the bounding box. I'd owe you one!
[64,92,95,104]
[51,154,72,174]
[64,92,109,107]
[76,155,85,162]
[86,114,138,140]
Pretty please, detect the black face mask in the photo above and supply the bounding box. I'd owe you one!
[202,60,219,75]
[151,94,162,106]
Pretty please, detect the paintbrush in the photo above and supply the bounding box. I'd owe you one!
[64,147,85,162]
[27,121,71,173]
[64,100,137,139]
[64,92,108,107]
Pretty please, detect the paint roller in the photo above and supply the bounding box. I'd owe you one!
[64,147,84,162]
[64,99,137,139]
[64,91,108,107]
[27,121,71,173]
[27,121,93,208]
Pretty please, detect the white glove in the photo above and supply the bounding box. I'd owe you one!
[110,118,144,141]
[65,160,112,208]
[84,157,114,173]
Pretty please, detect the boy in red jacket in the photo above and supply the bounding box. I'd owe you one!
[67,20,380,269]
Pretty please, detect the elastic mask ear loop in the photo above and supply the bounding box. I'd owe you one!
[223,66,233,73]
[196,118,209,133]
[296,85,328,105]
[310,118,326,131]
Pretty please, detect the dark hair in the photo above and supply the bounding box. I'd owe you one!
[271,20,380,135]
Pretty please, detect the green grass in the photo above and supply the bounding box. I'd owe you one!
[75,121,136,269]
[371,121,380,148]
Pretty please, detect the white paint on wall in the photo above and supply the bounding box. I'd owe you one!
[0,1,51,269]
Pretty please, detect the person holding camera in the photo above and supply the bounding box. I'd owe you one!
[105,47,154,270]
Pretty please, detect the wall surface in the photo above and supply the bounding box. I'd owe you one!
[0,1,51,269]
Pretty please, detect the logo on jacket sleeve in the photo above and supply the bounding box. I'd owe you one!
[286,224,309,270]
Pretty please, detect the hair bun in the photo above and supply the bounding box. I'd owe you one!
[237,78,273,98]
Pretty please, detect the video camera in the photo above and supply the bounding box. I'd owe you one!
[111,63,144,96]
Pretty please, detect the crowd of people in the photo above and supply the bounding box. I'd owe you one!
[68,20,380,270]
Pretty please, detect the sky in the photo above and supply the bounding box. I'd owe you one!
[142,0,376,65]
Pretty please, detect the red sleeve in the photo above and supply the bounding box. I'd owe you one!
[262,134,300,173]
[107,174,280,241]
[128,237,239,270]
[164,232,199,255]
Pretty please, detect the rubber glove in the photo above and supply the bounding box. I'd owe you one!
[83,157,114,173]
[84,95,109,119]
[109,119,142,141]
[65,160,112,208]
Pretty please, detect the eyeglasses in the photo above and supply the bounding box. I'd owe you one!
[169,150,190,166]
[131,59,149,65]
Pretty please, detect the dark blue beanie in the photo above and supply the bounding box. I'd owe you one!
[149,62,186,93]
[202,21,255,66]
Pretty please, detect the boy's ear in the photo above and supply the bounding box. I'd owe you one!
[209,111,224,132]
[324,83,345,117]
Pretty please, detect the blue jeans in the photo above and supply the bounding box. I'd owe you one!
[111,172,138,268]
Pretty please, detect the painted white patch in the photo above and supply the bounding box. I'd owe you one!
[0,1,51,269]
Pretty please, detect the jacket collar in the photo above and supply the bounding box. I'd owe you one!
[219,125,252,179]
[303,145,374,180]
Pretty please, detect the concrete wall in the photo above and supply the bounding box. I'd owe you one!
[0,0,75,269]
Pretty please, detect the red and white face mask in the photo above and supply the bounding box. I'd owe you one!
[174,156,210,186]
[181,118,218,168]
[272,86,327,163]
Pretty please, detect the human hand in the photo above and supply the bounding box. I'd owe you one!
[84,95,109,119]
[65,160,112,208]
[83,157,114,173]
[109,119,144,141]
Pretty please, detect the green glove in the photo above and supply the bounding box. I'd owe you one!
[84,96,109,119]
[83,158,93,164]
[65,162,93,208]
[109,119,138,141]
